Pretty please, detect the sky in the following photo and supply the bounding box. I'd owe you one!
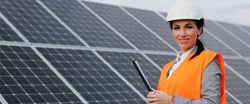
[86,0,250,26]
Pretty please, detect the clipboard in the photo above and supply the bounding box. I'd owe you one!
[132,60,153,92]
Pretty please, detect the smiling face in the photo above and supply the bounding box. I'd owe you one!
[171,19,203,54]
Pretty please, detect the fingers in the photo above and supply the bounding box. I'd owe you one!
[147,90,158,104]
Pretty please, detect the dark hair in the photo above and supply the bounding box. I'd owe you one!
[169,19,204,59]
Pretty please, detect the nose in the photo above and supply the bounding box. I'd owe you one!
[179,29,186,36]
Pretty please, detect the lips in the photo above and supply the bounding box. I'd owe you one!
[179,38,189,44]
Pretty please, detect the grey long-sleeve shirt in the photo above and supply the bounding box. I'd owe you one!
[173,57,221,104]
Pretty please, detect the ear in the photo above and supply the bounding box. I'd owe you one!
[198,26,203,35]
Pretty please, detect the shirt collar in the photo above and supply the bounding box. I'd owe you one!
[176,46,196,62]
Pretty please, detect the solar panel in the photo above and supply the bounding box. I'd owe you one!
[97,51,160,96]
[40,0,133,49]
[124,8,178,51]
[0,0,83,45]
[200,31,238,56]
[85,1,174,51]
[37,48,146,103]
[205,20,250,57]
[225,59,250,81]
[224,66,250,103]
[218,22,250,46]
[0,18,23,42]
[240,25,250,34]
[226,94,238,104]
[146,54,175,68]
[0,46,82,104]
[1,0,250,104]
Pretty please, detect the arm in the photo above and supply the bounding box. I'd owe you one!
[174,57,221,104]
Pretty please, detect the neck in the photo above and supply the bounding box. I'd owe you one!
[180,46,196,55]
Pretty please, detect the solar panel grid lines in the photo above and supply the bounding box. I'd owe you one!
[239,25,250,35]
[1,0,84,46]
[225,63,250,85]
[79,0,138,50]
[224,65,250,104]
[91,50,147,103]
[37,48,146,104]
[40,0,134,49]
[145,54,175,68]
[85,1,173,51]
[203,28,245,58]
[0,45,83,104]
[97,51,161,96]
[225,59,250,81]
[205,20,250,57]
[230,24,250,46]
[125,8,179,52]
[214,21,250,48]
[31,47,88,104]
[0,12,28,42]
[200,30,238,56]
[120,7,177,52]
[225,91,242,104]
[140,53,162,71]
[36,0,89,47]
[0,16,23,42]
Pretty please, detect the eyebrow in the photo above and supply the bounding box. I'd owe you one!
[173,22,193,26]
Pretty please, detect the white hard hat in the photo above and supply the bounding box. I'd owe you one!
[166,0,204,22]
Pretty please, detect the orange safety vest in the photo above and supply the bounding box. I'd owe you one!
[158,50,226,104]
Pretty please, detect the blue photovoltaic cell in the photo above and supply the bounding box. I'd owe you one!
[41,0,133,49]
[125,8,178,51]
[37,48,145,104]
[0,45,81,104]
[97,51,160,96]
[225,66,250,104]
[205,20,250,57]
[0,0,83,45]
[85,1,174,51]
[225,59,250,81]
[200,31,238,56]
[218,22,250,46]
[0,18,23,42]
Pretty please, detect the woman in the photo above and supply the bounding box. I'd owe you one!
[147,0,226,104]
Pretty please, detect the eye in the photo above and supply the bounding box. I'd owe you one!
[173,26,180,30]
[186,25,193,29]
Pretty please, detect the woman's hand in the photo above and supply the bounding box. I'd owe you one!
[147,89,173,104]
